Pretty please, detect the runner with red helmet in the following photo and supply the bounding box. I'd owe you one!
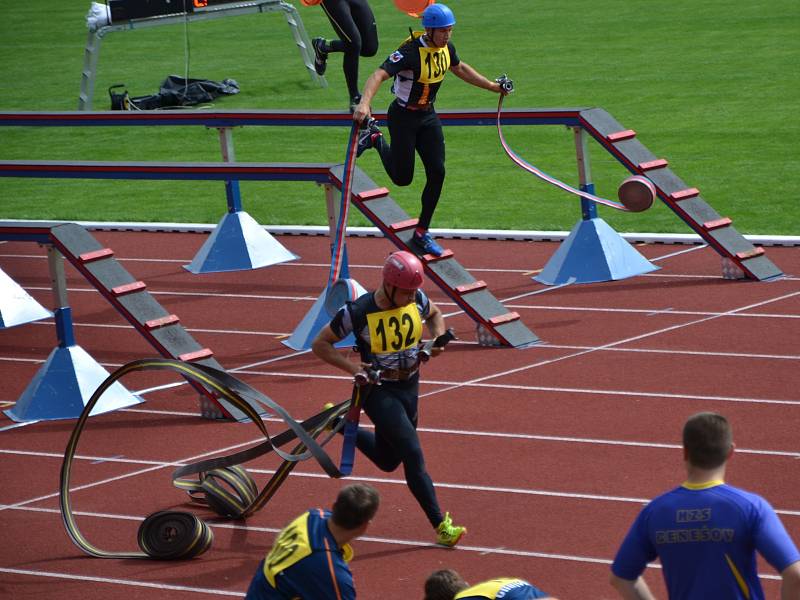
[312,250,466,546]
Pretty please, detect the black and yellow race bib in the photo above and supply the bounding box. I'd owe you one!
[366,303,423,354]
[455,578,522,599]
[417,45,450,83]
[264,513,312,587]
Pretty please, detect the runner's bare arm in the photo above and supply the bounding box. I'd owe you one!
[312,325,361,376]
[609,574,657,600]
[782,560,800,600]
[354,68,391,123]
[450,61,504,94]
[424,300,446,357]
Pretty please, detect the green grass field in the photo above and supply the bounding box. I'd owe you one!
[1,0,798,234]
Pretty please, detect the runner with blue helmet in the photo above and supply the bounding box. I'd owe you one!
[421,3,455,28]
[351,3,511,257]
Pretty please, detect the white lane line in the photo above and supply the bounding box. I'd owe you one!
[0,420,39,432]
[477,343,800,360]
[493,277,577,304]
[0,254,529,274]
[20,284,800,320]
[505,305,800,319]
[129,349,314,395]
[2,357,796,407]
[0,567,243,596]
[7,331,800,362]
[23,285,316,302]
[227,369,800,406]
[3,450,797,516]
[650,244,708,261]
[0,506,786,580]
[0,504,617,568]
[0,356,47,364]
[0,435,271,512]
[422,290,800,399]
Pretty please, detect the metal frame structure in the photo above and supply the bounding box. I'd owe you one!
[0,104,786,421]
[79,0,325,110]
[0,107,783,281]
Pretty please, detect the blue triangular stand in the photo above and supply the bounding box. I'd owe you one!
[0,267,52,329]
[184,211,298,274]
[535,217,659,285]
[5,344,142,422]
[282,278,368,351]
[283,287,351,351]
[283,246,368,351]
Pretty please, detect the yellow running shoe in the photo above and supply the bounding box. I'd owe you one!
[322,402,335,431]
[436,512,466,547]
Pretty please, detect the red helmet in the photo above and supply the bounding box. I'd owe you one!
[382,251,424,290]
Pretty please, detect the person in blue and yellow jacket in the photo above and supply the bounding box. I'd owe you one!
[352,3,509,257]
[245,483,379,600]
[424,569,558,600]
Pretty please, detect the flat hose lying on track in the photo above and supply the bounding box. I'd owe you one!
[60,358,351,560]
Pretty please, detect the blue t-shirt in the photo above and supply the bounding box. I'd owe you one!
[612,481,800,599]
[245,509,355,600]
[454,578,549,599]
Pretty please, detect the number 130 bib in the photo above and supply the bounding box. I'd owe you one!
[417,46,450,84]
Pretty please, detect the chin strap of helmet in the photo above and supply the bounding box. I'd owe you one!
[382,282,400,308]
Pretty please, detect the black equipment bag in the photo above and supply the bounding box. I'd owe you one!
[109,75,239,110]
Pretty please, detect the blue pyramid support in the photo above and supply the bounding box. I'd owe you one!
[184,211,298,274]
[283,287,347,351]
[283,246,368,351]
[5,345,142,422]
[5,310,142,423]
[0,267,52,328]
[535,217,659,285]
[282,277,368,351]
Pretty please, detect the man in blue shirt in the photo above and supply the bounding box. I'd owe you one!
[423,569,557,599]
[245,483,379,599]
[610,412,800,599]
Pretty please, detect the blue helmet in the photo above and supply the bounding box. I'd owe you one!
[422,4,455,29]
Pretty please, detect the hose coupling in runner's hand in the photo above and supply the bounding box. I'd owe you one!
[495,74,514,93]
[354,367,382,387]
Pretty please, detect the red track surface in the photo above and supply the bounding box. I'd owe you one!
[1,231,798,599]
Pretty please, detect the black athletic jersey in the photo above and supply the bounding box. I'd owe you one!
[330,290,431,371]
[379,31,460,106]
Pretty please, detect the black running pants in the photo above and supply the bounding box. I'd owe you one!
[355,378,444,528]
[374,100,446,231]
[321,0,379,99]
